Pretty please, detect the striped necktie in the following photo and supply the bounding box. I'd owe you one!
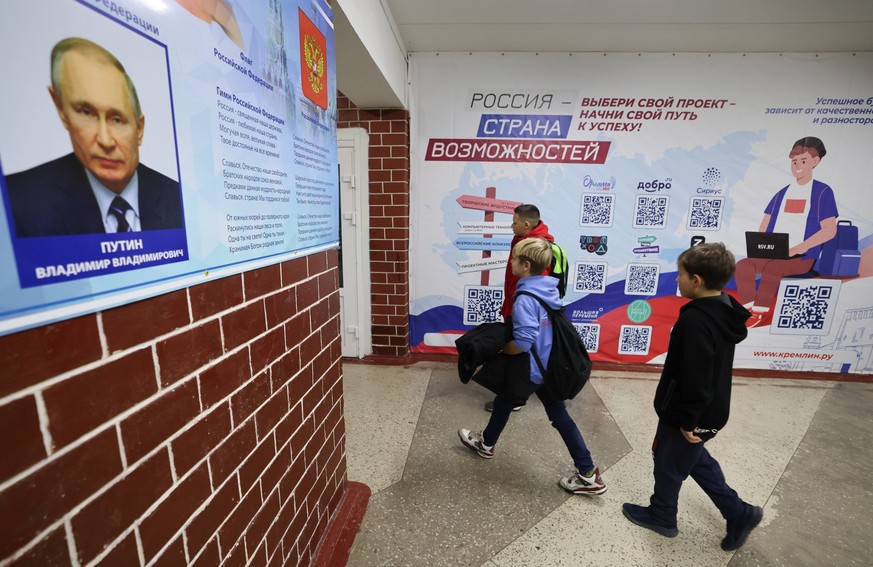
[109,196,132,233]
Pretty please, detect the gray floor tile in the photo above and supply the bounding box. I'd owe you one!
[347,364,629,567]
[344,362,873,567]
[731,382,873,567]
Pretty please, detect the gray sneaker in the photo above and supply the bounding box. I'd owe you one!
[484,400,523,412]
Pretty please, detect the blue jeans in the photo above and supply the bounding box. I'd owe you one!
[482,383,595,474]
[649,420,746,526]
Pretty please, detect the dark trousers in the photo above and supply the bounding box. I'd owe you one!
[483,383,595,474]
[649,420,746,527]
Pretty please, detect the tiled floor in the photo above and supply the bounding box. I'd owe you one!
[342,361,873,567]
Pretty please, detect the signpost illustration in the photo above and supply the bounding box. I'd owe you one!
[455,189,521,285]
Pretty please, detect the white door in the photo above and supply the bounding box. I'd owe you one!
[338,128,371,358]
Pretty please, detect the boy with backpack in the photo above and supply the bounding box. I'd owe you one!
[485,203,568,412]
[622,243,763,551]
[459,237,606,495]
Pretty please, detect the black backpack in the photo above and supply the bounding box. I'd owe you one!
[516,291,591,400]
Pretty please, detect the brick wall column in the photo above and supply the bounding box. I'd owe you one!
[0,251,346,566]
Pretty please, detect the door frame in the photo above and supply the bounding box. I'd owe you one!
[338,127,372,358]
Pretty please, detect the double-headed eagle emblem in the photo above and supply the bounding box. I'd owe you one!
[303,34,325,94]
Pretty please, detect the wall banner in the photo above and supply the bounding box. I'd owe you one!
[409,52,873,374]
[0,0,338,335]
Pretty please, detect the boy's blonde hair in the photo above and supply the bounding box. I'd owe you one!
[513,238,552,275]
[678,242,736,290]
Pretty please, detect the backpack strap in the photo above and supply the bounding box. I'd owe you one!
[515,290,557,315]
[548,243,568,298]
[515,290,555,379]
[529,345,547,378]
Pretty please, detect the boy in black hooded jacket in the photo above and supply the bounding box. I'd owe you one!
[622,243,764,552]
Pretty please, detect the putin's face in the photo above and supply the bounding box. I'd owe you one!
[51,51,144,193]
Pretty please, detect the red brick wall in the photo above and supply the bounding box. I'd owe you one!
[0,251,346,566]
[337,93,411,356]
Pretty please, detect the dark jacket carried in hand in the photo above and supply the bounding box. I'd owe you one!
[456,322,506,383]
[654,293,750,440]
[455,321,532,406]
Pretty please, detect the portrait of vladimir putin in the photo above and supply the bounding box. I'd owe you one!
[4,37,183,237]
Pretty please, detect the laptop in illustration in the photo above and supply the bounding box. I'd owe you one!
[745,231,790,259]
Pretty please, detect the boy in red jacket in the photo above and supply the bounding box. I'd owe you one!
[500,204,555,320]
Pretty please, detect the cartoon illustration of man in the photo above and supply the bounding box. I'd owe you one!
[4,37,183,237]
[735,136,837,327]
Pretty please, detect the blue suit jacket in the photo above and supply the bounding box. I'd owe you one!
[4,153,183,237]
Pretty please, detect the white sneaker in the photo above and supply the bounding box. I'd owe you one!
[458,428,494,459]
[559,467,607,495]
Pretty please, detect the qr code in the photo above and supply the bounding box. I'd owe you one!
[463,285,504,325]
[625,263,660,296]
[687,197,724,230]
[618,325,652,355]
[574,323,600,353]
[580,193,615,227]
[574,261,608,294]
[633,195,669,229]
[772,280,841,335]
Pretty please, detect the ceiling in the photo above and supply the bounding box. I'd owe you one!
[382,0,873,53]
[336,0,873,108]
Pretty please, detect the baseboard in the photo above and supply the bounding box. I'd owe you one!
[312,481,371,567]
